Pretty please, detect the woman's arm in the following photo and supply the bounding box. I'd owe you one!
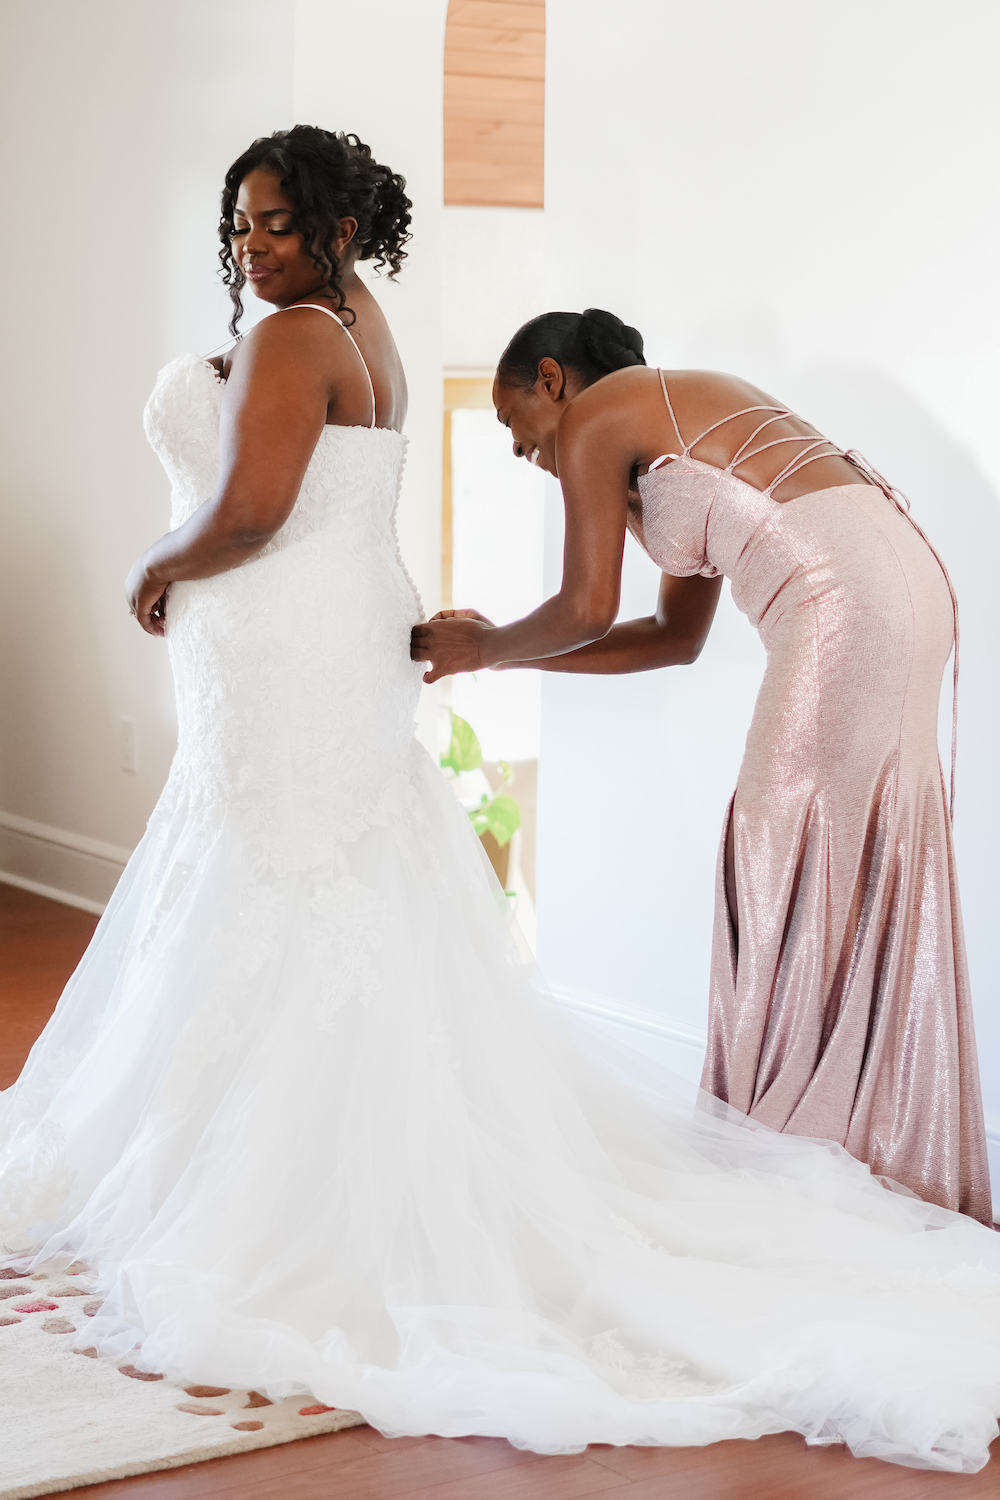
[412,391,640,681]
[126,314,335,635]
[430,572,721,675]
[497,572,722,674]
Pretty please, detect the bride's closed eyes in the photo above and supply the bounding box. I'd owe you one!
[231,227,294,238]
[231,214,295,238]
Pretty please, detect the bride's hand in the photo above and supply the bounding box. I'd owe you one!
[410,613,497,682]
[126,559,169,638]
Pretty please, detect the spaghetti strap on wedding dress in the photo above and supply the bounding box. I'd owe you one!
[633,373,990,1222]
[281,301,380,425]
[1,329,999,1472]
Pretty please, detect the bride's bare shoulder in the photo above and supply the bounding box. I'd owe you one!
[217,308,355,397]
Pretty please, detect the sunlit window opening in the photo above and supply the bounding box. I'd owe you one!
[440,380,545,946]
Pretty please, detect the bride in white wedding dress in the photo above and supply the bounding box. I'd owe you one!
[2,126,999,1474]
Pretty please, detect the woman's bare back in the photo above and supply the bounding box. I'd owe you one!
[651,370,871,502]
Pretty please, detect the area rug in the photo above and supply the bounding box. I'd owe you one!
[0,1264,365,1499]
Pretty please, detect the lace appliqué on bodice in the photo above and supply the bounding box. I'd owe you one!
[136,353,428,1047]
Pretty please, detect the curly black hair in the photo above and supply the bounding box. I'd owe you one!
[498,309,646,389]
[218,124,412,335]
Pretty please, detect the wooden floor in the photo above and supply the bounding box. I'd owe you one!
[2,881,997,1500]
[0,882,98,1088]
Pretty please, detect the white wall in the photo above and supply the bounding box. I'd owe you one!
[0,0,448,909]
[539,0,1000,1168]
[442,206,545,371]
[0,0,296,909]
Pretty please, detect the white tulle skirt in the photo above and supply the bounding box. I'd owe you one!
[2,743,999,1473]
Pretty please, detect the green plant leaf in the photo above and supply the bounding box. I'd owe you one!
[440,711,482,773]
[469,791,521,847]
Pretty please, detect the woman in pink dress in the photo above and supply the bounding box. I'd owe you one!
[413,307,990,1225]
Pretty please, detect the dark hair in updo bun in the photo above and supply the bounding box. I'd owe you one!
[219,124,412,335]
[497,308,646,389]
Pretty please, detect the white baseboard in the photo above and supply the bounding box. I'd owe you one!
[548,985,708,1086]
[0,810,130,914]
[547,984,707,1051]
[0,870,107,917]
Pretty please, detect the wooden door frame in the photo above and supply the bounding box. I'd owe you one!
[442,377,495,608]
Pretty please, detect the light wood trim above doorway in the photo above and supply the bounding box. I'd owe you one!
[444,0,544,208]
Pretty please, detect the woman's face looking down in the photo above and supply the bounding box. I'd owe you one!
[230,168,358,309]
[493,357,586,478]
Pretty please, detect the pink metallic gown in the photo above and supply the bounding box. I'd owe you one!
[630,375,991,1224]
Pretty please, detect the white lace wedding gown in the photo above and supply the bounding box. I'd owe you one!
[2,344,1000,1474]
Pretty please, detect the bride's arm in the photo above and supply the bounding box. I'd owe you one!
[126,316,334,635]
